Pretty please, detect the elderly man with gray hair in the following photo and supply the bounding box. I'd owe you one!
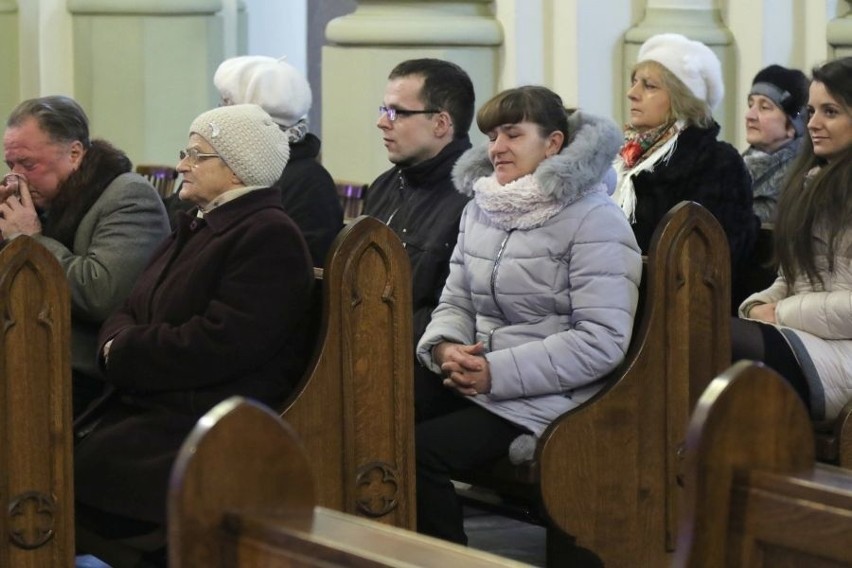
[0,95,170,417]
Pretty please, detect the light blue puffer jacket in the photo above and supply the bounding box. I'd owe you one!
[416,111,643,436]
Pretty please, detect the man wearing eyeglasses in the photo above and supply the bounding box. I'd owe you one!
[0,96,170,416]
[364,58,475,423]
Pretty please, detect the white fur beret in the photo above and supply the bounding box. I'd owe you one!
[189,104,290,187]
[637,33,724,110]
[213,55,312,128]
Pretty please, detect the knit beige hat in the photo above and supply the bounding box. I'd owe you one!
[189,104,290,187]
[213,55,312,128]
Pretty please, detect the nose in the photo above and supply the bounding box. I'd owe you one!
[490,134,508,156]
[627,82,640,101]
[377,113,392,130]
[745,105,758,121]
[807,112,821,132]
[176,156,190,173]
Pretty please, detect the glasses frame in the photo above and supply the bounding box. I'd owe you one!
[378,105,441,122]
[179,148,221,166]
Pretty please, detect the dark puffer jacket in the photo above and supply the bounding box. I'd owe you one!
[364,136,472,346]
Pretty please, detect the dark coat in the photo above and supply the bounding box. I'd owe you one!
[165,133,342,267]
[33,141,170,388]
[272,133,343,266]
[364,136,472,346]
[74,188,313,524]
[629,123,759,271]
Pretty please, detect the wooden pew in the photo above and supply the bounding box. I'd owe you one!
[169,397,527,567]
[674,360,852,567]
[456,201,732,566]
[279,215,416,529]
[0,236,74,567]
[735,222,852,469]
[816,400,852,469]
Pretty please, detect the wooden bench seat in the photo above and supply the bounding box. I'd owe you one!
[169,397,528,567]
[0,236,74,567]
[456,201,732,566]
[675,360,852,567]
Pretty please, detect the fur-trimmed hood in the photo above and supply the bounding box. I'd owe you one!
[452,110,621,204]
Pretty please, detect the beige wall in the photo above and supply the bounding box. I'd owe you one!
[4,0,852,171]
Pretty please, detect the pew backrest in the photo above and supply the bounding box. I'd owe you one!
[675,360,852,567]
[169,397,527,568]
[0,237,74,567]
[279,216,416,529]
[534,200,732,566]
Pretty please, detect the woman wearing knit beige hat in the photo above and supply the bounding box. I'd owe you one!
[611,32,758,311]
[74,103,314,564]
[210,54,342,266]
[742,64,809,222]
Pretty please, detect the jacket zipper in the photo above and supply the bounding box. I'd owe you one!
[488,230,513,350]
[385,171,406,226]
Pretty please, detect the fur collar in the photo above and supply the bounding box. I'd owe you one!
[42,139,132,248]
[452,110,621,205]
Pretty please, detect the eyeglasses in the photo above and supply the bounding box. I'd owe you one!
[179,148,221,166]
[378,106,440,122]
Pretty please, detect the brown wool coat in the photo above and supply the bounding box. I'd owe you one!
[74,188,313,524]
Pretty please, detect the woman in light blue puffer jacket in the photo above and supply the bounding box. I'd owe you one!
[414,86,642,545]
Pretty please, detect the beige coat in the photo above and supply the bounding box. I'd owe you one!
[740,226,852,420]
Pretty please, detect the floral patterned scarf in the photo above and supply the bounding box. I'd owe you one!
[612,120,685,222]
[619,120,679,168]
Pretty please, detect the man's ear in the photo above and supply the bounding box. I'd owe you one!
[434,110,454,138]
[68,140,86,169]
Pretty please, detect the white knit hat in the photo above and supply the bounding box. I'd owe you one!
[213,55,312,128]
[189,104,290,187]
[637,33,724,110]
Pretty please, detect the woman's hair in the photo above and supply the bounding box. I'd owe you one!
[634,60,714,129]
[476,86,569,149]
[774,56,852,287]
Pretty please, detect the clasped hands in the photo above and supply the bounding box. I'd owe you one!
[432,341,491,396]
[747,302,777,324]
[0,174,42,239]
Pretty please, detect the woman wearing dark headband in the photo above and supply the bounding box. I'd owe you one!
[742,64,809,222]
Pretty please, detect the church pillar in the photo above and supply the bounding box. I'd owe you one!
[67,0,225,166]
[827,2,852,59]
[0,0,19,116]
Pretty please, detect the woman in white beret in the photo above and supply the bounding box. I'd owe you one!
[612,33,758,308]
[74,104,314,566]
